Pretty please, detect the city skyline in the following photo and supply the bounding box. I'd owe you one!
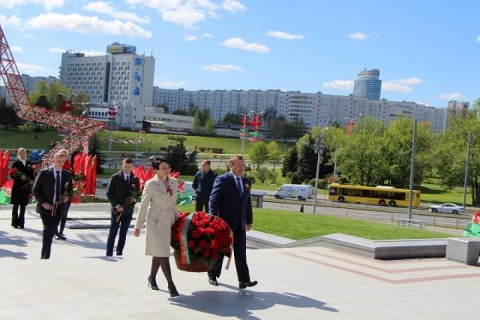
[1,0,479,108]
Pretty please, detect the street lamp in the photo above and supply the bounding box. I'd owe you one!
[313,134,325,214]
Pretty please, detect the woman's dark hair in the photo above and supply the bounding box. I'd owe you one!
[151,156,170,170]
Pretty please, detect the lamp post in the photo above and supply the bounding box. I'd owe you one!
[408,119,417,220]
[463,132,471,210]
[313,134,325,214]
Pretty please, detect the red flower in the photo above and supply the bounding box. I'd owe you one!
[171,211,233,265]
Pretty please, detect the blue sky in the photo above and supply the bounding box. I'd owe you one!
[1,0,479,108]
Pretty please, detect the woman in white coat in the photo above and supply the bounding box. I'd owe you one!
[134,156,180,297]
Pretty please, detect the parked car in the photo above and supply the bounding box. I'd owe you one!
[429,203,465,214]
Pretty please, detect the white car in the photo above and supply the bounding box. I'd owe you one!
[429,203,464,214]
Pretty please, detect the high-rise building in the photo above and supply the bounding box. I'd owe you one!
[353,68,382,100]
[59,42,155,128]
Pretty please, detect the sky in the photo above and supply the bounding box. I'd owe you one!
[0,0,479,108]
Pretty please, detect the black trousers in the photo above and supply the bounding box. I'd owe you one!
[11,204,26,228]
[208,228,250,282]
[39,205,65,259]
[57,202,71,234]
[106,211,133,255]
[195,196,210,213]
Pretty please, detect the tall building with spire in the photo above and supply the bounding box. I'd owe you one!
[353,68,382,100]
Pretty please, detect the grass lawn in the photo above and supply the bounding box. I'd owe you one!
[177,204,452,241]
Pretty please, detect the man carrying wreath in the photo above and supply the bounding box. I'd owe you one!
[207,155,258,289]
[106,157,140,257]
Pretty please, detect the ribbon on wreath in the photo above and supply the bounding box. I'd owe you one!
[179,212,196,265]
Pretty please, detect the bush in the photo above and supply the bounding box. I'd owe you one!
[309,178,328,189]
[33,126,42,132]
[290,172,301,184]
[254,168,269,183]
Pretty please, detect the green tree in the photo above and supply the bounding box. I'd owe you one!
[383,118,434,187]
[204,118,214,134]
[297,133,318,183]
[267,141,282,171]
[282,146,298,177]
[192,113,201,133]
[248,141,270,170]
[0,98,19,130]
[187,102,198,116]
[435,106,480,205]
[222,112,242,125]
[337,117,386,186]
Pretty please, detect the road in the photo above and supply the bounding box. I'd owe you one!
[93,182,469,231]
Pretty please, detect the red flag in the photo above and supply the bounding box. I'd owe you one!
[145,165,154,180]
[1,150,10,187]
[0,150,3,187]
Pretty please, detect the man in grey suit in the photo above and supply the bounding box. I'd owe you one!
[207,155,258,289]
[33,150,73,259]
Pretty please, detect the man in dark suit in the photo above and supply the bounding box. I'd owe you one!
[106,158,140,257]
[32,149,73,259]
[208,155,258,289]
[192,160,216,212]
[10,147,35,229]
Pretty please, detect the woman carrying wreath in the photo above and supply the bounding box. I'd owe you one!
[134,156,180,298]
[10,147,35,229]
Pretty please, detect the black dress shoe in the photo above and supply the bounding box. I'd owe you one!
[12,226,19,229]
[55,233,66,240]
[168,285,179,297]
[239,281,258,289]
[116,251,122,256]
[208,276,218,286]
[148,277,159,290]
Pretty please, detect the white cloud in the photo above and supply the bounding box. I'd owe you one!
[383,77,423,93]
[0,0,66,10]
[0,14,23,28]
[222,0,246,13]
[348,32,369,40]
[16,62,49,75]
[155,79,187,88]
[24,13,153,37]
[82,50,106,56]
[322,80,354,91]
[10,46,23,52]
[437,92,467,100]
[183,34,198,41]
[203,33,213,37]
[202,64,243,72]
[266,30,303,40]
[476,35,480,43]
[222,37,269,53]
[127,0,220,29]
[83,1,150,24]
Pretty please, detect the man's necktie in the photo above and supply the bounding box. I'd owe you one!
[55,171,61,202]
[236,177,243,196]
[126,175,130,183]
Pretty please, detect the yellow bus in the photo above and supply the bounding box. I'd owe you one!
[327,183,421,207]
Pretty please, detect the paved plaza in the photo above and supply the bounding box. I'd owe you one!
[1,203,479,320]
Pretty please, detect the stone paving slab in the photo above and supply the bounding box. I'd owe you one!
[1,204,480,319]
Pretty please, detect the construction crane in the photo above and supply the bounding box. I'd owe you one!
[0,25,104,165]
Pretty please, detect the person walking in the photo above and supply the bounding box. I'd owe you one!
[207,155,258,289]
[55,149,71,240]
[10,147,35,229]
[32,150,73,259]
[133,156,180,298]
[106,157,140,257]
[192,160,216,212]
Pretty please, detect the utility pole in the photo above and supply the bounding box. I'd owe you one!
[408,120,417,220]
[313,134,325,214]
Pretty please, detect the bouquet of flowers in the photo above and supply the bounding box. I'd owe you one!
[115,178,142,222]
[171,211,233,272]
[9,167,32,184]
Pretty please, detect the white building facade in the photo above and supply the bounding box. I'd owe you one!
[59,43,155,130]
[152,87,448,132]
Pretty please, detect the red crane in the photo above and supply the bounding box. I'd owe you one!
[0,25,104,164]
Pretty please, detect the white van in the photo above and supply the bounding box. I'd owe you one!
[273,184,313,201]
